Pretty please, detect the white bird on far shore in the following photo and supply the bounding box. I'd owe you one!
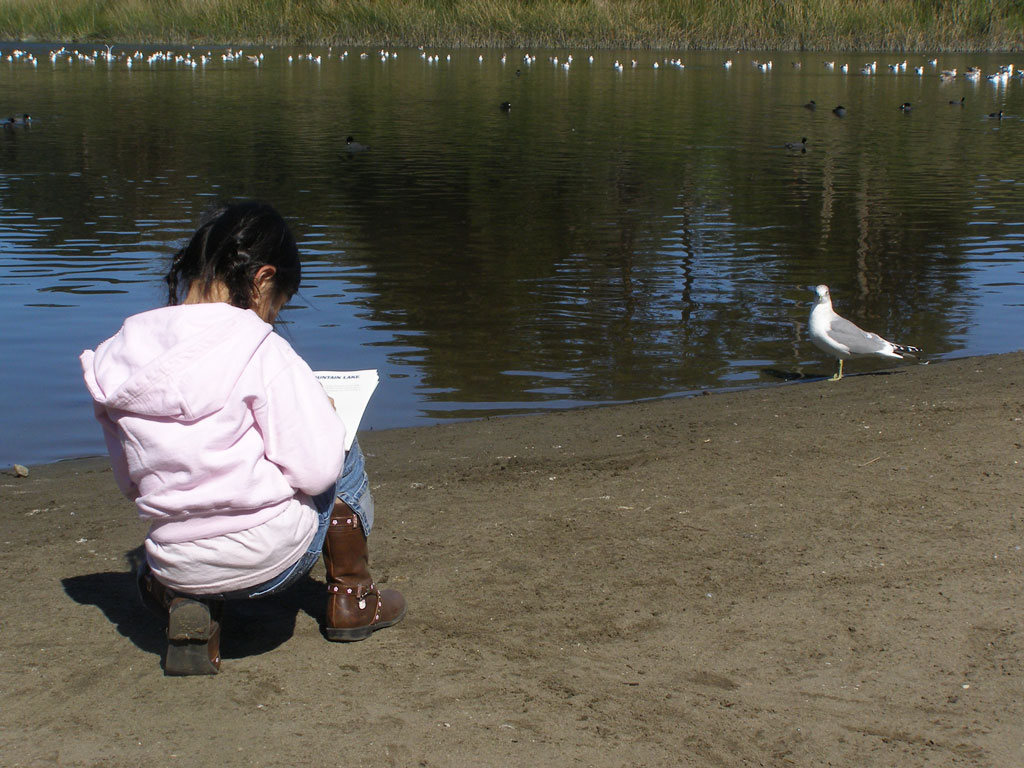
[808,285,921,380]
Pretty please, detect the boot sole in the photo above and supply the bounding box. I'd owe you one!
[325,605,407,643]
[168,599,214,640]
[166,599,221,676]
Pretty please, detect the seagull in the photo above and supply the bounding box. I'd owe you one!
[808,285,921,380]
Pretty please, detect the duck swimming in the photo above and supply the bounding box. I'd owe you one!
[785,137,808,153]
[832,105,846,117]
[345,136,369,152]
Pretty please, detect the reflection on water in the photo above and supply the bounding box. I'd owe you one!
[2,45,1023,464]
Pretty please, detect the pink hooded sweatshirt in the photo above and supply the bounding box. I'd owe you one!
[80,303,346,548]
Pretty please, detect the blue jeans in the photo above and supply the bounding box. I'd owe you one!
[212,439,374,600]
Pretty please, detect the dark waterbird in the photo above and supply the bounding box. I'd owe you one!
[499,101,511,112]
[344,136,370,153]
[832,105,846,117]
[785,137,808,153]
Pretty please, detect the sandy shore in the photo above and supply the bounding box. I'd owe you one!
[2,352,1023,767]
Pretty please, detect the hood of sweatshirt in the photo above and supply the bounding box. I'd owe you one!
[81,303,273,421]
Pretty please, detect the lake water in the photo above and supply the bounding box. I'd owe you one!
[2,44,1023,466]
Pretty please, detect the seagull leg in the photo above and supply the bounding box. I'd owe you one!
[830,359,844,381]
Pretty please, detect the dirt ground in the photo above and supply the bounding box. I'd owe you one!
[2,352,1023,767]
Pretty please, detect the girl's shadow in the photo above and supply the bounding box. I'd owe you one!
[61,547,325,663]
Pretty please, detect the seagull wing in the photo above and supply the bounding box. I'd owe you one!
[826,314,894,356]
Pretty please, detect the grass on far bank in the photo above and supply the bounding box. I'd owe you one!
[1,0,1023,52]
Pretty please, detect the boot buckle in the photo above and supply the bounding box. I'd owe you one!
[328,581,377,605]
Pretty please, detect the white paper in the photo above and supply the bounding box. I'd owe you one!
[314,369,379,450]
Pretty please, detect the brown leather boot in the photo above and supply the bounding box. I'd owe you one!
[165,597,222,676]
[323,502,406,641]
[137,564,222,675]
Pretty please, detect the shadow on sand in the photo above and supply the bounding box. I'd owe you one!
[61,547,325,669]
[762,367,900,382]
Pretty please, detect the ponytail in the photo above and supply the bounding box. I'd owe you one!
[167,201,301,310]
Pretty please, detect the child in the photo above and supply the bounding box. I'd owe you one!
[80,200,405,676]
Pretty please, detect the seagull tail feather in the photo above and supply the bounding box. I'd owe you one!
[892,343,922,359]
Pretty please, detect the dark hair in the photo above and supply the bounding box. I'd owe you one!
[167,200,301,309]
